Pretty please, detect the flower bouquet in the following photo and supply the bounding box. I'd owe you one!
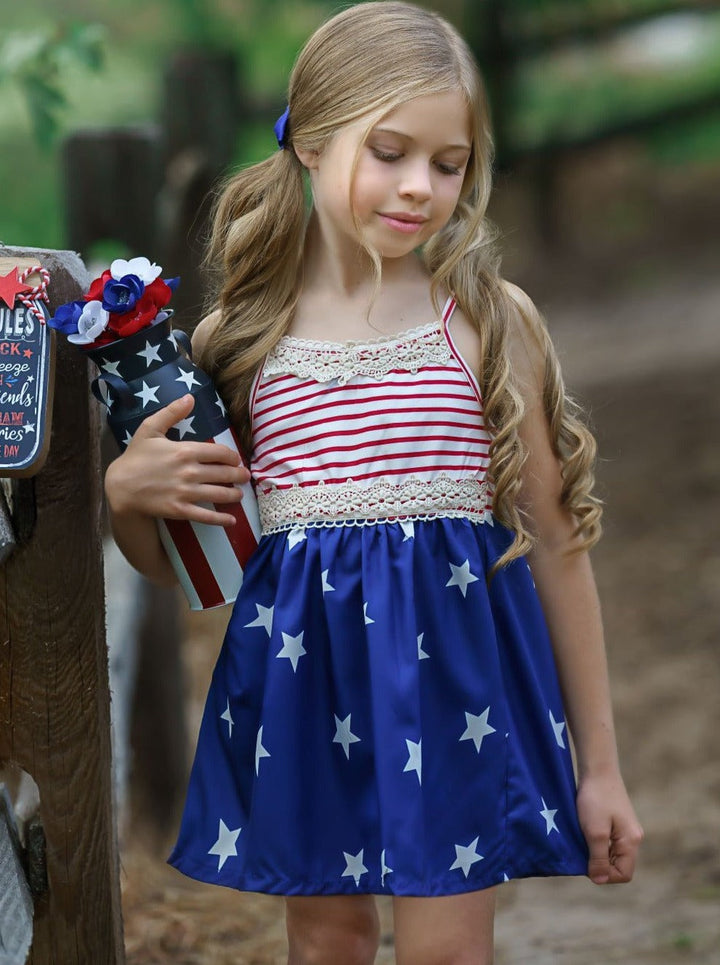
[48,256,261,610]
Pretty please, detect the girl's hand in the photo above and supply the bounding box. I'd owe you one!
[105,394,251,527]
[576,771,644,885]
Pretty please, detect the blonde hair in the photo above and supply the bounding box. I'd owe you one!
[200,0,601,567]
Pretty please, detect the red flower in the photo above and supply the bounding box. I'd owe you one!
[85,270,113,302]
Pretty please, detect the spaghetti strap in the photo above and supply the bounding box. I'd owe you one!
[441,295,457,328]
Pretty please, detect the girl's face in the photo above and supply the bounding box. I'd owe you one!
[301,91,472,260]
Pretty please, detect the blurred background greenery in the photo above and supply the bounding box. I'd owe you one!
[2,0,720,262]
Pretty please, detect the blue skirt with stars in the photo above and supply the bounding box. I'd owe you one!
[168,516,589,896]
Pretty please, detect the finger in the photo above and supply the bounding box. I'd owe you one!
[193,484,246,505]
[169,503,241,527]
[586,828,612,885]
[134,394,196,438]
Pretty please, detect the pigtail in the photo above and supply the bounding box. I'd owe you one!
[200,148,306,457]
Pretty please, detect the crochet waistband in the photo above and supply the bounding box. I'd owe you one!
[256,474,490,534]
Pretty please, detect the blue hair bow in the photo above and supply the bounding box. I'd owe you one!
[274,106,290,149]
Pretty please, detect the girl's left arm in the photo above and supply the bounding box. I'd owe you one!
[505,283,644,885]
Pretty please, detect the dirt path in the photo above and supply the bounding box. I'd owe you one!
[121,273,720,964]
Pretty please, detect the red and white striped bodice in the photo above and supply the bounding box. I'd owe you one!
[249,298,494,533]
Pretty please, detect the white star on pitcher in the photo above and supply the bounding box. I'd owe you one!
[540,798,559,835]
[100,358,121,376]
[459,708,496,753]
[276,631,306,672]
[176,368,201,390]
[244,603,274,637]
[215,393,227,416]
[220,698,234,738]
[134,381,159,408]
[137,341,162,366]
[333,714,361,759]
[403,738,422,785]
[322,569,335,594]
[208,819,241,871]
[255,726,271,774]
[450,837,484,877]
[363,602,375,625]
[549,709,567,749]
[122,430,133,447]
[446,559,479,597]
[341,849,368,887]
[173,416,196,439]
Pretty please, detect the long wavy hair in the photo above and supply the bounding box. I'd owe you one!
[200,0,602,567]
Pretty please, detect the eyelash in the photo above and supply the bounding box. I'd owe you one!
[371,149,462,177]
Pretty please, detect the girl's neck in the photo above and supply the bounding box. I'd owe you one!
[301,212,427,300]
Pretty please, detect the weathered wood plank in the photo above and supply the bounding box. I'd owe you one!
[0,245,124,964]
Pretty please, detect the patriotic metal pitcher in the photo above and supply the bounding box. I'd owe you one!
[88,314,261,610]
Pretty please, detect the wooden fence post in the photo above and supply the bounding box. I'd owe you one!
[0,245,124,963]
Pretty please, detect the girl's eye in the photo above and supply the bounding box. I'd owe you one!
[436,162,462,176]
[372,148,402,162]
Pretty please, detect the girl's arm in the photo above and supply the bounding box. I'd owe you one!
[104,314,249,585]
[504,282,644,885]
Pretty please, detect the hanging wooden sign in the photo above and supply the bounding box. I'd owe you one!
[0,261,54,478]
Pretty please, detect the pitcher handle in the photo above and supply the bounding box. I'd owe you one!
[91,372,134,409]
[172,328,193,361]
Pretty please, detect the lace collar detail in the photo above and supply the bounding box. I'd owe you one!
[263,322,452,385]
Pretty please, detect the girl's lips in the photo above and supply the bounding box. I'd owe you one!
[378,213,428,234]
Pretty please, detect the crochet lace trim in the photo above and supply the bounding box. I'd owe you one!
[257,474,490,533]
[263,323,451,385]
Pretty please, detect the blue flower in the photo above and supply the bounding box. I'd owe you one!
[102,274,145,314]
[48,299,85,334]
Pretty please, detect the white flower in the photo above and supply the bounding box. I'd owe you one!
[110,257,163,284]
[68,301,110,345]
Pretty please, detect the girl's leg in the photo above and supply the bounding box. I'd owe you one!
[285,895,380,965]
[392,889,496,965]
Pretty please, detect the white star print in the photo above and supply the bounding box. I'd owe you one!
[399,519,415,540]
[450,837,484,877]
[341,849,368,887]
[23,423,35,435]
[549,709,567,749]
[215,393,227,416]
[173,415,196,439]
[122,430,133,447]
[26,375,34,383]
[321,569,335,593]
[540,798,559,835]
[137,341,162,366]
[167,332,179,350]
[176,368,201,391]
[333,714,361,759]
[100,358,121,376]
[403,738,422,785]
[287,527,307,549]
[134,380,159,408]
[244,603,274,636]
[459,708,496,753]
[208,819,241,871]
[255,725,271,774]
[105,393,114,410]
[220,697,234,738]
[381,849,393,886]
[417,632,430,660]
[446,559,479,597]
[276,631,306,672]
[363,602,374,625]
[503,873,510,882]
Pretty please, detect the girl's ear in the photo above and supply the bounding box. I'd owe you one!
[294,146,320,171]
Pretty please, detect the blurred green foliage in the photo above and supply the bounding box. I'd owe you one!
[1,0,719,251]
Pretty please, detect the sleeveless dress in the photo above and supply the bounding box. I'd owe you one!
[168,298,589,896]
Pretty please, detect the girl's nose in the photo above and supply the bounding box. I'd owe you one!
[398,161,433,202]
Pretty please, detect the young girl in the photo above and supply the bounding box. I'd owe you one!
[105,2,643,961]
